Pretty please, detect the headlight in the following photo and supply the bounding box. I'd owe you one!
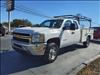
[32,33,45,43]
[39,34,45,42]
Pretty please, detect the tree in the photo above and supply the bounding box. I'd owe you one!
[2,22,9,27]
[33,24,40,27]
[11,19,32,27]
[2,19,33,28]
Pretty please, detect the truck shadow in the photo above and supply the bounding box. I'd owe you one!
[90,40,100,45]
[0,51,47,75]
[58,44,84,55]
[1,44,84,75]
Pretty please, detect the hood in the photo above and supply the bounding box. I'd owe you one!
[14,27,60,34]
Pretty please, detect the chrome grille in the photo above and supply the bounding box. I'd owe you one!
[13,32,31,43]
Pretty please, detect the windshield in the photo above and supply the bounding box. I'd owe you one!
[33,19,63,28]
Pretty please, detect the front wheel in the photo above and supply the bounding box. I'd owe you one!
[83,37,90,48]
[43,43,58,63]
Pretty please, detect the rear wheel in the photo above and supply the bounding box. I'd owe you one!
[2,34,5,36]
[44,43,58,63]
[83,37,90,48]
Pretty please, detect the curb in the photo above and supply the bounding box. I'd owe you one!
[82,55,100,66]
[68,54,100,75]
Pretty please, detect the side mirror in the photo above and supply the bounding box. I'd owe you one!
[62,26,66,30]
[70,23,75,30]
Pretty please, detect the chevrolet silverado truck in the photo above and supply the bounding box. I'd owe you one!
[12,15,94,62]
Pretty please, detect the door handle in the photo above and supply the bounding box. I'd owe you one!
[71,32,75,34]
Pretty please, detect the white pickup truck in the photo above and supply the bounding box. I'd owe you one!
[12,15,94,62]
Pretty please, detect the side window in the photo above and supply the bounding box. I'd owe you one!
[43,21,51,27]
[73,21,78,29]
[64,20,72,30]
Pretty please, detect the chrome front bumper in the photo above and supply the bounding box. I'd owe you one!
[12,40,46,55]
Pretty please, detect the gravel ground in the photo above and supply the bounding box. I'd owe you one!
[77,57,100,75]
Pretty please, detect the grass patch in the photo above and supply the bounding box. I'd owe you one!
[77,57,100,75]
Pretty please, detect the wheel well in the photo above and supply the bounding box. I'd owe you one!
[88,35,91,40]
[47,38,60,47]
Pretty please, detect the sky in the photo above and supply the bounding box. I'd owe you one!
[1,1,100,27]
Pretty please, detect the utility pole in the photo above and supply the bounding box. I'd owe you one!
[6,0,14,33]
[8,11,11,32]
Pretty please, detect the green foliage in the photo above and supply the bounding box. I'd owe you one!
[2,19,32,27]
[2,22,9,27]
[32,24,40,27]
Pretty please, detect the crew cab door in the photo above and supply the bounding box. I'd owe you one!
[60,20,74,47]
[72,21,80,43]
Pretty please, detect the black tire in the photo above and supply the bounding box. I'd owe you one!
[2,34,5,36]
[83,37,90,48]
[43,43,58,63]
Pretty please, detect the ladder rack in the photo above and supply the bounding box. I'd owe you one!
[54,15,91,21]
[54,15,92,27]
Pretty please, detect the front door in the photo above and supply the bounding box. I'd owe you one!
[72,21,80,43]
[60,20,74,48]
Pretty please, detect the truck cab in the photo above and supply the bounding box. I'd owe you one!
[60,19,80,47]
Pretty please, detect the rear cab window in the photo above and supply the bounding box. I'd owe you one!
[73,21,79,29]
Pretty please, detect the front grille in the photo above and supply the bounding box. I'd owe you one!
[13,37,30,43]
[13,32,31,43]
[13,32,30,36]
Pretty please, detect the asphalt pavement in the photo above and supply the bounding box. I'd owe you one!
[0,35,100,75]
[0,35,12,51]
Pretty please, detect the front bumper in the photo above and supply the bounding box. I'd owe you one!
[12,39,46,55]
